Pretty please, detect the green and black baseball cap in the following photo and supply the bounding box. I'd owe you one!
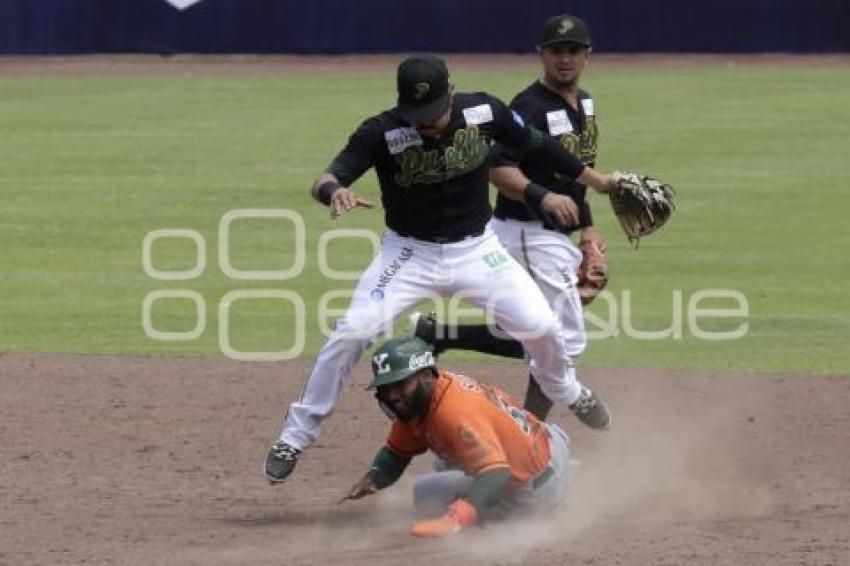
[539,14,592,48]
[368,336,436,389]
[396,55,451,124]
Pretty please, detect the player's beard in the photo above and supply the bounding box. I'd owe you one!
[392,380,430,422]
[407,380,431,420]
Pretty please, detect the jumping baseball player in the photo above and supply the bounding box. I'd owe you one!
[265,54,673,483]
[413,14,609,422]
[340,337,571,537]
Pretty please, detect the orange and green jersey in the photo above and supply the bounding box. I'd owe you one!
[385,370,550,488]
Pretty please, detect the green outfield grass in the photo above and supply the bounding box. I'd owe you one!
[1,63,848,374]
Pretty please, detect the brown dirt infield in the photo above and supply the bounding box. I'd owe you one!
[1,353,847,566]
[1,53,849,76]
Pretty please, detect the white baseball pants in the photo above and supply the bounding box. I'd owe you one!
[279,225,583,450]
[491,218,587,357]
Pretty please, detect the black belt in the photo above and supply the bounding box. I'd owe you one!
[395,226,486,244]
[531,466,554,489]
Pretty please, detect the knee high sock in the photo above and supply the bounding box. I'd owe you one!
[433,323,525,359]
[523,373,554,421]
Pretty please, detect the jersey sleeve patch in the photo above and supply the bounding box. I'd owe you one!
[546,109,573,135]
[581,98,595,116]
[462,104,494,126]
[384,127,423,155]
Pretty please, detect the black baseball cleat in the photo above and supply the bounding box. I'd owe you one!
[265,441,301,483]
[410,311,442,354]
[569,387,611,430]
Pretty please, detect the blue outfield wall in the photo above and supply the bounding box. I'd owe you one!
[1,0,848,55]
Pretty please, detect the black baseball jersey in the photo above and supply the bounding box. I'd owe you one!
[493,81,599,231]
[326,92,584,243]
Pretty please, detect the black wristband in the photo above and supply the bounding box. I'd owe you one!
[316,180,342,206]
[522,182,549,207]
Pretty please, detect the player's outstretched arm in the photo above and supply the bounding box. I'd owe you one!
[310,173,374,220]
[520,132,615,194]
[575,166,615,194]
[340,469,380,503]
[492,106,614,196]
[489,165,580,228]
[339,446,410,503]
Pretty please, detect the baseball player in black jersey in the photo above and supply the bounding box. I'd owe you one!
[413,15,608,422]
[266,53,618,483]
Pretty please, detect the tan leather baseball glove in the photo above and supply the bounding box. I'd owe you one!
[577,237,608,306]
[609,171,676,244]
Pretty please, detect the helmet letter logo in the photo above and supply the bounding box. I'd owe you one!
[372,353,391,375]
[413,82,430,100]
[557,18,574,34]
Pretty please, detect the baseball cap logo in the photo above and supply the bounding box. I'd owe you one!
[408,351,434,370]
[373,352,391,375]
[557,18,574,34]
[413,82,430,100]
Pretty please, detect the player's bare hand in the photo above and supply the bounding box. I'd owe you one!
[580,228,607,254]
[339,473,379,503]
[541,193,579,227]
[330,188,374,220]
